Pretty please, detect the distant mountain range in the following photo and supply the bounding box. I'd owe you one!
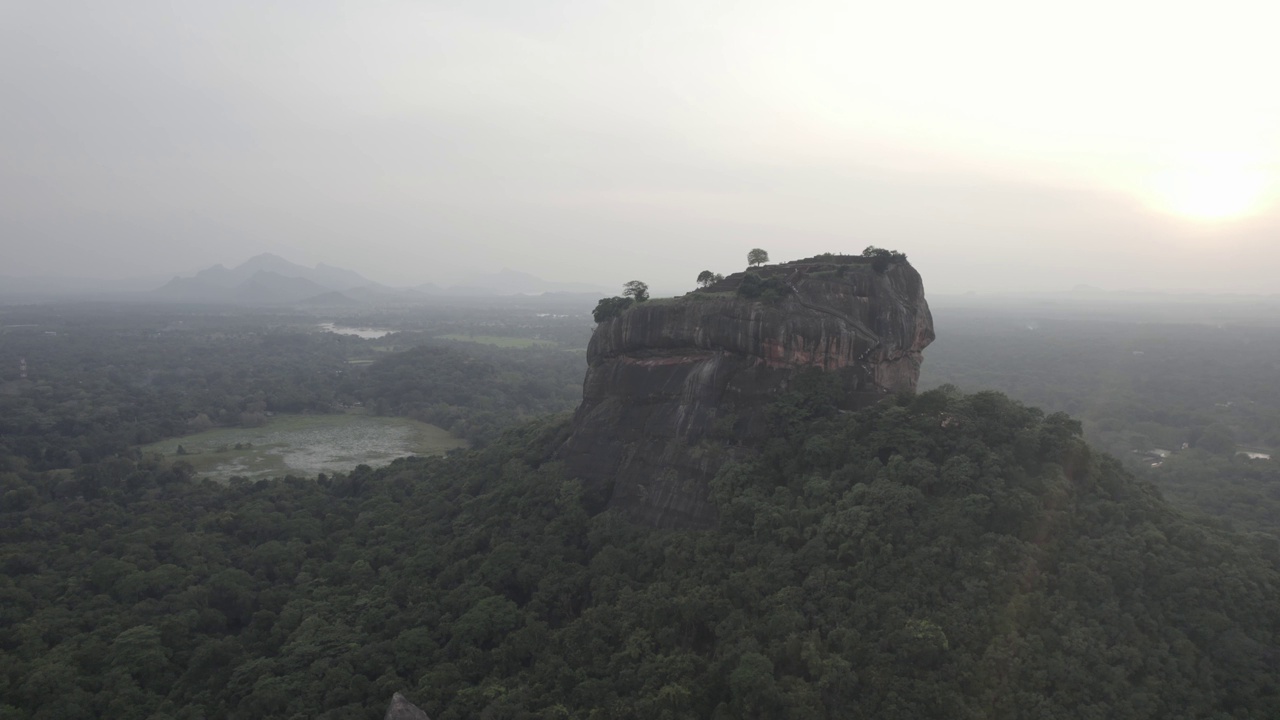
[149,254,608,305]
[1,254,609,304]
[152,254,382,305]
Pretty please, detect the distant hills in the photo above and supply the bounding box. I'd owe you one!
[1,253,609,304]
[152,254,382,305]
[166,253,372,292]
[148,254,609,305]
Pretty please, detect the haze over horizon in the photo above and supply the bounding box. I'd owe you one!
[3,1,1278,296]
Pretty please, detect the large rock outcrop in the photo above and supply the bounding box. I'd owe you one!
[560,255,934,529]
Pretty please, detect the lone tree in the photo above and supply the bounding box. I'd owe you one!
[622,280,650,303]
[696,270,723,288]
[747,248,769,267]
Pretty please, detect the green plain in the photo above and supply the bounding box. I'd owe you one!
[142,413,466,482]
[436,334,555,348]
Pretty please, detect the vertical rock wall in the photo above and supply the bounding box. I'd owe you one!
[560,257,934,528]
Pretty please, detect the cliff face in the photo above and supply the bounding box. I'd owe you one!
[561,256,934,528]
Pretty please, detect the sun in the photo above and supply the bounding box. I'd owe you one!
[1147,153,1274,222]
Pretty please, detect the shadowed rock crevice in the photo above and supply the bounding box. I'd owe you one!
[561,255,934,528]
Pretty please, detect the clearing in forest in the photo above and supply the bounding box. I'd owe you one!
[142,413,466,482]
[435,334,554,348]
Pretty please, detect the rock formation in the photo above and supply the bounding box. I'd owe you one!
[385,692,431,720]
[560,254,934,528]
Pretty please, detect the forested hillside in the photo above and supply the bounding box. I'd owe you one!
[921,304,1280,535]
[3,385,1277,718]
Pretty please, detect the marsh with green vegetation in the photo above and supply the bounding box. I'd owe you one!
[435,333,555,348]
[142,413,465,481]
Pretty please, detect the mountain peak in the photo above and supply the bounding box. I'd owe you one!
[155,254,374,302]
[235,253,304,273]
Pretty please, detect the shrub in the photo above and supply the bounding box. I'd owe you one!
[861,246,908,273]
[592,296,634,323]
[737,272,791,302]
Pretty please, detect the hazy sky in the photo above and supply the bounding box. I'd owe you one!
[3,1,1278,295]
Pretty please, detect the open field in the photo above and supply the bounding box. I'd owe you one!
[142,413,466,482]
[436,334,555,348]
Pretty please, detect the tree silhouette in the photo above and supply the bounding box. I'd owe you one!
[623,280,649,303]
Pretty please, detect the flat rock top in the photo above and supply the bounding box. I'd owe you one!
[589,260,933,365]
[562,259,933,528]
[385,692,430,720]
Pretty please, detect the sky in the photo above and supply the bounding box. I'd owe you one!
[2,0,1279,295]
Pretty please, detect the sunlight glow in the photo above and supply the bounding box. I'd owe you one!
[1147,154,1275,222]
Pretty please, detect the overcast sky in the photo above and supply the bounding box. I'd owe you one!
[2,0,1278,295]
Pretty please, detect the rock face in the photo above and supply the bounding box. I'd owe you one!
[560,255,934,529]
[385,692,431,720]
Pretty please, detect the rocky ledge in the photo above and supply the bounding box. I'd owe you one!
[560,254,934,529]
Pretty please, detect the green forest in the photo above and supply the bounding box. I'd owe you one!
[0,304,585,474]
[8,1,1280,715]
[920,302,1280,535]
[3,382,1279,718]
[2,299,1280,718]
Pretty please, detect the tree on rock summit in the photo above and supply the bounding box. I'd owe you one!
[623,280,649,302]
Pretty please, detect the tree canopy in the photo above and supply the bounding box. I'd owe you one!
[2,388,1278,718]
[696,270,723,288]
[747,248,769,267]
[2,298,1279,719]
[737,271,790,302]
[593,296,634,322]
[861,246,907,272]
[622,280,650,303]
